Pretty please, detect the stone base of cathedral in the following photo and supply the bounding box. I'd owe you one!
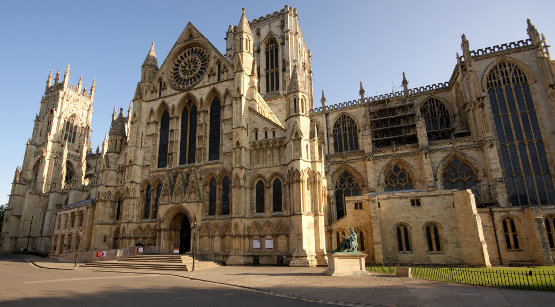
[289,252,317,267]
[324,253,367,276]
[226,253,247,266]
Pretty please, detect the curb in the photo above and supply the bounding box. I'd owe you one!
[23,256,76,271]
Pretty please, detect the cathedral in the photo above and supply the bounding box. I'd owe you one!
[2,6,555,267]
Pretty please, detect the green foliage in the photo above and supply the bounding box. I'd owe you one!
[366,265,396,275]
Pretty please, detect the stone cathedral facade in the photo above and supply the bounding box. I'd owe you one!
[2,6,555,266]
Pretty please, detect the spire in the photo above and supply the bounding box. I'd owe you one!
[82,84,87,94]
[112,106,117,121]
[77,74,83,91]
[54,69,60,84]
[63,63,70,87]
[527,18,541,45]
[359,81,365,102]
[236,8,252,35]
[90,79,96,99]
[321,90,326,109]
[461,34,471,61]
[142,42,158,68]
[402,72,409,96]
[119,106,124,117]
[46,70,52,89]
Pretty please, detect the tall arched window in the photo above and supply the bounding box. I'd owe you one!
[487,61,555,206]
[502,216,520,250]
[384,164,414,191]
[153,184,162,219]
[425,222,442,252]
[144,185,151,219]
[442,157,479,198]
[208,178,216,216]
[545,215,555,249]
[272,178,282,212]
[209,97,221,161]
[222,176,230,215]
[115,197,122,221]
[335,171,361,220]
[421,98,453,141]
[359,231,365,251]
[158,110,169,168]
[179,100,197,165]
[265,39,279,93]
[255,180,265,213]
[396,224,411,252]
[333,114,359,153]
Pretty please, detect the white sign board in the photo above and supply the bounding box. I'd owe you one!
[252,239,261,249]
[138,247,144,254]
[265,238,273,250]
[173,248,180,254]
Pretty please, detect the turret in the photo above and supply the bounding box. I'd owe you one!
[46,70,52,90]
[62,63,70,88]
[321,90,326,110]
[233,8,253,74]
[141,42,158,83]
[359,81,365,103]
[461,34,471,62]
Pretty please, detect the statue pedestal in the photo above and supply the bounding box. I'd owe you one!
[325,252,367,276]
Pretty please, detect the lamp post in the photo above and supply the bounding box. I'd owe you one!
[192,220,197,272]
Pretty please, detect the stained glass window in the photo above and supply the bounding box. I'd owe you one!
[154,184,162,219]
[158,111,169,168]
[273,179,282,212]
[335,171,361,220]
[208,178,216,216]
[256,180,265,213]
[385,164,414,191]
[442,157,479,199]
[180,101,197,165]
[502,217,520,250]
[333,115,359,153]
[144,185,151,219]
[222,176,230,215]
[209,98,221,161]
[421,98,453,141]
[265,39,279,93]
[487,61,555,206]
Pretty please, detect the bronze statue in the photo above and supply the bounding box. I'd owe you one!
[332,227,359,253]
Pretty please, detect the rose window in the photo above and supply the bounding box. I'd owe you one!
[171,46,209,90]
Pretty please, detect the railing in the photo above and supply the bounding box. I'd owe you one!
[367,265,555,291]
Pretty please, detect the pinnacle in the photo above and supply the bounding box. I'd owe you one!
[143,42,158,68]
[237,7,251,34]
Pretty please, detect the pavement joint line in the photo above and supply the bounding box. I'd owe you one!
[24,274,160,284]
[85,267,386,307]
[23,256,75,271]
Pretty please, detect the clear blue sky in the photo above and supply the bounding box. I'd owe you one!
[1,0,554,205]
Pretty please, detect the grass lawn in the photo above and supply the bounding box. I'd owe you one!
[366,265,555,291]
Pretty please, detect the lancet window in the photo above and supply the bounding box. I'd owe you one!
[256,180,265,213]
[425,223,442,252]
[158,110,169,168]
[487,61,555,206]
[502,216,520,250]
[333,114,359,153]
[144,185,151,219]
[115,197,122,221]
[208,178,217,216]
[63,117,77,144]
[265,39,279,93]
[208,97,221,161]
[384,164,414,191]
[179,100,197,165]
[272,178,283,212]
[153,184,162,219]
[335,171,361,220]
[421,98,453,141]
[545,215,555,249]
[396,223,411,252]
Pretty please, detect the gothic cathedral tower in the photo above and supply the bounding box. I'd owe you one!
[1,64,94,253]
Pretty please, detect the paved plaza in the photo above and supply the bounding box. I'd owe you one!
[1,254,555,306]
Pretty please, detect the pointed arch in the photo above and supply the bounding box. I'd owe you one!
[440,153,480,199]
[208,92,221,161]
[381,159,416,191]
[158,109,170,168]
[144,185,152,219]
[420,97,453,141]
[332,113,359,153]
[334,169,361,220]
[485,60,555,206]
[272,177,283,212]
[265,37,279,93]
[208,177,217,216]
[222,175,231,215]
[179,99,197,165]
[256,179,265,213]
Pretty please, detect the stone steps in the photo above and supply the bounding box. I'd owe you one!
[82,261,188,271]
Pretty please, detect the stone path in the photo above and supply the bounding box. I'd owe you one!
[24,256,555,306]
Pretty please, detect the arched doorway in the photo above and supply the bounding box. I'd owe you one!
[170,212,191,253]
